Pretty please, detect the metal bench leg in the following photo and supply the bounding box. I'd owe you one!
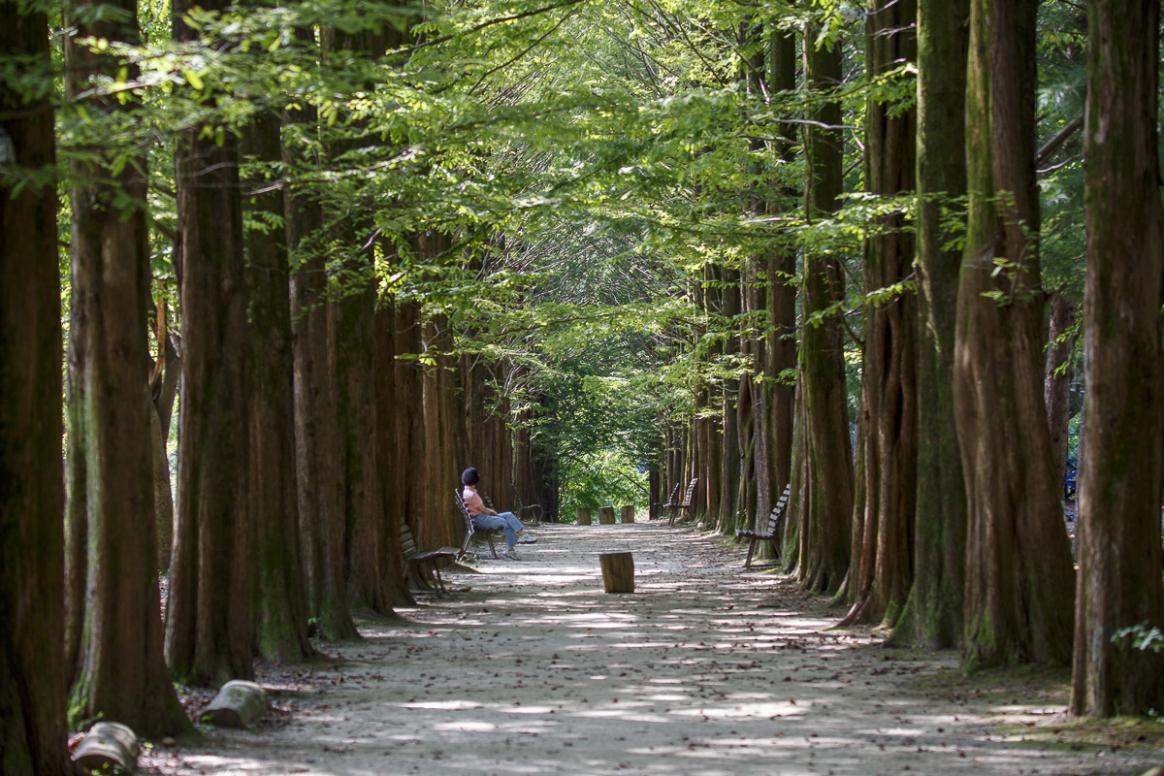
[486,533,498,559]
[745,539,756,569]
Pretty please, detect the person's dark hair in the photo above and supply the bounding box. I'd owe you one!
[461,467,480,486]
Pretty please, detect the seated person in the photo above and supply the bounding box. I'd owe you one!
[461,467,535,559]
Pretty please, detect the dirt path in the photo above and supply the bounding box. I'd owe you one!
[143,522,1162,775]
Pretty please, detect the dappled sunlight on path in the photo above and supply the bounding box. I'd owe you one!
[144,523,1160,775]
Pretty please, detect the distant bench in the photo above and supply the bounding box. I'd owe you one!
[735,483,791,569]
[667,478,698,527]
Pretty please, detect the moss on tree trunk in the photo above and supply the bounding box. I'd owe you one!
[1070,0,1164,716]
[955,0,1074,669]
[0,5,71,770]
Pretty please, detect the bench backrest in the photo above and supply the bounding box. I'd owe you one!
[401,524,420,556]
[664,481,681,506]
[765,483,793,534]
[453,489,475,553]
[681,478,698,507]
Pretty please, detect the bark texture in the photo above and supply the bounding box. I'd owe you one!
[64,0,190,734]
[955,0,1074,668]
[286,93,358,641]
[1070,0,1164,716]
[0,5,71,770]
[845,0,918,629]
[166,0,255,685]
[798,26,853,594]
[1044,291,1076,493]
[242,110,314,661]
[902,0,969,650]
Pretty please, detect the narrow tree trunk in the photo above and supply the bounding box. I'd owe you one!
[798,23,853,594]
[897,0,969,650]
[0,6,71,768]
[1070,0,1164,716]
[64,0,192,732]
[719,267,742,532]
[1044,291,1076,493]
[166,0,255,685]
[767,27,799,498]
[242,109,314,661]
[955,0,1074,668]
[844,0,918,628]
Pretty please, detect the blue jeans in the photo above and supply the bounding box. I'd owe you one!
[471,511,523,550]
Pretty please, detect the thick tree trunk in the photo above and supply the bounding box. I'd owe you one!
[63,0,191,734]
[798,24,853,594]
[285,108,352,640]
[897,0,969,650]
[844,0,918,629]
[166,0,255,685]
[420,306,464,549]
[323,26,394,619]
[0,6,71,769]
[374,300,412,606]
[333,263,393,614]
[242,110,314,661]
[1044,291,1076,494]
[955,0,1074,668]
[1070,0,1164,716]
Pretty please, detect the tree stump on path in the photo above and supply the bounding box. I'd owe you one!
[620,505,635,523]
[73,721,139,773]
[201,680,269,728]
[576,507,592,526]
[599,506,616,525]
[600,552,635,593]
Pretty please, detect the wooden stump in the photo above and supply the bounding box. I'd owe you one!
[576,507,592,526]
[201,680,269,728]
[598,506,616,525]
[620,505,635,524]
[73,721,139,774]
[600,552,635,593]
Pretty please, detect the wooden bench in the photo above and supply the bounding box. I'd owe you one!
[401,523,459,596]
[667,478,698,527]
[736,483,792,568]
[658,482,681,521]
[453,488,504,559]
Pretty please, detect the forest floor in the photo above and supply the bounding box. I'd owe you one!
[141,522,1164,776]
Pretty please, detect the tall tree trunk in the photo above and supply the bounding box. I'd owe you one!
[0,6,71,769]
[63,0,191,734]
[897,0,969,650]
[286,94,356,640]
[332,258,392,614]
[374,299,412,606]
[1044,291,1076,494]
[767,27,799,499]
[166,0,255,685]
[844,0,918,628]
[242,109,315,661]
[955,0,1074,668]
[718,268,742,532]
[798,23,853,594]
[149,301,180,575]
[392,300,428,543]
[1070,0,1164,716]
[324,24,395,618]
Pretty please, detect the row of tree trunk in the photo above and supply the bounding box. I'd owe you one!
[659,0,1163,717]
[0,2,553,768]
